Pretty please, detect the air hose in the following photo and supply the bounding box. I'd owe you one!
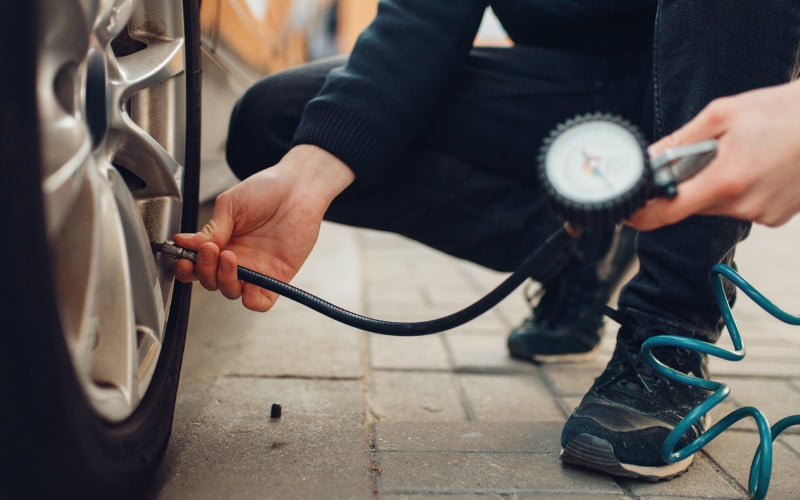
[642,263,800,500]
[154,225,574,336]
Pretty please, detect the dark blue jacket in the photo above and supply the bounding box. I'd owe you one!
[293,0,655,184]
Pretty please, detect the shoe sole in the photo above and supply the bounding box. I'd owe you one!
[509,342,602,364]
[560,433,694,481]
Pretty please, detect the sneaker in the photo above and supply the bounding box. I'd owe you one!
[507,267,612,363]
[560,315,712,481]
[507,226,636,363]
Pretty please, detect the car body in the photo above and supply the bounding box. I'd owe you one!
[198,0,337,198]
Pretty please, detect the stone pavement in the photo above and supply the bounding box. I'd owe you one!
[151,210,800,499]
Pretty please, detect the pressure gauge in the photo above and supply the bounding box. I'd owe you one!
[539,113,717,229]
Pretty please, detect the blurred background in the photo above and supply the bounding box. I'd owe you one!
[197,0,509,199]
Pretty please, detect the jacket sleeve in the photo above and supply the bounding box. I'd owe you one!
[292,0,488,185]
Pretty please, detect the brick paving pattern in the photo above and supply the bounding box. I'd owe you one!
[153,215,800,499]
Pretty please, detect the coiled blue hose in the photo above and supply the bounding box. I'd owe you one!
[641,263,800,500]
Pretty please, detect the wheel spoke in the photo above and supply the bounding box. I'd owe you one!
[110,114,184,200]
[108,168,165,339]
[92,0,135,46]
[40,116,93,237]
[51,163,102,383]
[112,38,185,98]
[88,165,138,418]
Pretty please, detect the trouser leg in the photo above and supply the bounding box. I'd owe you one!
[618,0,800,337]
[226,46,650,275]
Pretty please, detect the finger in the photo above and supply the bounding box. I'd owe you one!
[625,199,675,230]
[649,99,732,155]
[174,228,211,250]
[173,258,197,283]
[626,162,725,230]
[174,192,237,249]
[174,218,228,250]
[217,250,243,300]
[194,241,220,291]
[242,283,277,312]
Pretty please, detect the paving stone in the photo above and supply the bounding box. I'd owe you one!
[560,396,582,415]
[539,363,607,397]
[705,397,748,433]
[370,371,467,421]
[458,374,564,422]
[637,496,742,500]
[364,283,432,311]
[375,450,622,495]
[182,222,367,380]
[380,494,508,500]
[445,333,536,373]
[160,213,800,498]
[439,313,514,336]
[708,335,800,378]
[778,433,800,456]
[361,251,463,280]
[446,307,513,333]
[516,495,628,499]
[711,377,800,433]
[180,287,274,380]
[370,335,450,370]
[423,281,506,309]
[618,453,743,498]
[455,259,511,289]
[361,302,509,333]
[181,287,362,379]
[735,342,800,361]
[232,317,365,379]
[709,357,800,378]
[358,228,414,249]
[485,288,533,331]
[155,377,371,499]
[362,249,467,286]
[374,421,563,453]
[703,430,799,499]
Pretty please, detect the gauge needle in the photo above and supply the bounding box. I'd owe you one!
[582,150,614,189]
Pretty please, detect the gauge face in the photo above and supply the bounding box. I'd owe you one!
[545,120,645,204]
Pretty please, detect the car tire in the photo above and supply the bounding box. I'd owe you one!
[0,0,200,498]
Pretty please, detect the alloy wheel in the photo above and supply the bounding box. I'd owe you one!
[36,0,189,422]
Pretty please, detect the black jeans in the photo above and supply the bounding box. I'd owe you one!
[226,1,800,338]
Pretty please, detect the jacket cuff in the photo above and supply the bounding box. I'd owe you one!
[292,100,400,186]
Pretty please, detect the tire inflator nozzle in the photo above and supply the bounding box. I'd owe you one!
[152,241,197,263]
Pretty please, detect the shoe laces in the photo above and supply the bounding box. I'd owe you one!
[610,334,667,396]
[599,329,708,407]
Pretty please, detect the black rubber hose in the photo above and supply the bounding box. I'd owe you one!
[231,227,572,336]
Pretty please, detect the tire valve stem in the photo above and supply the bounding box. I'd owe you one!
[152,240,197,263]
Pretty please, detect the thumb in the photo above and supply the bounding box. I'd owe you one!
[174,199,235,250]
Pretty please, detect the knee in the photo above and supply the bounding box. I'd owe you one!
[225,76,301,179]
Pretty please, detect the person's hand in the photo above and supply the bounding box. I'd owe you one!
[173,145,355,311]
[627,80,800,230]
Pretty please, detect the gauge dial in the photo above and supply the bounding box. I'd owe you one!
[539,114,651,229]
